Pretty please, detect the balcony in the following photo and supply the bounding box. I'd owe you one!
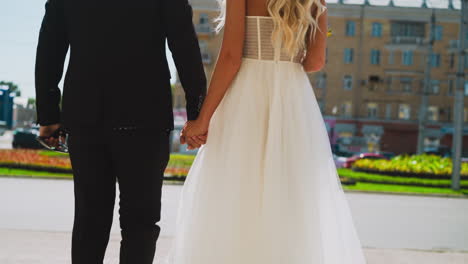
[448,39,468,53]
[385,36,426,51]
[195,23,214,36]
[391,36,424,45]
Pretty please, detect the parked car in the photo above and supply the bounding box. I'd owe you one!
[12,127,43,149]
[342,152,388,169]
[424,146,451,157]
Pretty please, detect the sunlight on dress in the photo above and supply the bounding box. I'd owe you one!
[165,16,367,264]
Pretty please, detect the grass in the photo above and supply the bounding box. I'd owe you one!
[338,168,468,196]
[1,157,467,197]
[38,150,70,157]
[343,182,468,196]
[0,167,72,179]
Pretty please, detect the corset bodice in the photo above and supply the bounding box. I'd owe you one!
[243,16,305,63]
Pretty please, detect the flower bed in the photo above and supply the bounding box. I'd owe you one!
[0,149,72,173]
[352,154,468,179]
[0,149,195,178]
[164,154,195,180]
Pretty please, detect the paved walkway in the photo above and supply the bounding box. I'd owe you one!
[2,178,468,251]
[1,229,467,264]
[1,178,468,263]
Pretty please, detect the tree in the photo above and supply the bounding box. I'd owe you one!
[0,81,21,96]
[27,98,36,109]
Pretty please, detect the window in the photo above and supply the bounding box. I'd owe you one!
[449,53,455,69]
[346,21,356,36]
[448,79,454,95]
[340,101,352,117]
[434,25,443,41]
[343,75,353,90]
[430,53,441,68]
[385,104,392,119]
[371,22,382,37]
[344,48,354,64]
[391,22,425,38]
[400,77,413,93]
[370,49,381,65]
[368,75,380,91]
[465,108,468,123]
[447,107,452,122]
[398,104,411,120]
[465,81,468,96]
[388,51,395,65]
[199,13,209,24]
[199,40,211,64]
[430,80,440,94]
[386,77,393,91]
[427,106,439,122]
[367,103,378,118]
[402,50,414,65]
[316,73,327,89]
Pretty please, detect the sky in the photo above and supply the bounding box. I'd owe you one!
[0,0,461,99]
[0,0,177,100]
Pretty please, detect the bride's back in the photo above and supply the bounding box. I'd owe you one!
[216,0,327,72]
[243,0,308,63]
[242,0,326,61]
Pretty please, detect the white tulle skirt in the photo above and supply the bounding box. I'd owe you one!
[165,58,367,264]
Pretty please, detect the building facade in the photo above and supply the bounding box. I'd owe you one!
[172,0,222,110]
[174,0,468,155]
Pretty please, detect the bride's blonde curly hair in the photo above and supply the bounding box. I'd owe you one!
[215,0,326,57]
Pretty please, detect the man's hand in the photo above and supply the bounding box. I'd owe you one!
[180,120,208,150]
[39,123,63,148]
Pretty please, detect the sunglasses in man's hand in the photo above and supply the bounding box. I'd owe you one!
[36,126,70,153]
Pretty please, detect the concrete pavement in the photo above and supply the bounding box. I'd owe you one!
[1,177,468,263]
[1,229,468,264]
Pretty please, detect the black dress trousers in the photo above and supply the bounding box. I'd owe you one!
[67,126,170,264]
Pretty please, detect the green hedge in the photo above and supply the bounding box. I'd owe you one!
[353,154,468,179]
[338,168,468,189]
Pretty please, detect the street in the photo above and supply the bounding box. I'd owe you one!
[0,177,467,263]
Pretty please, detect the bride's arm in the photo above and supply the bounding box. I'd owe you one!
[302,0,328,73]
[183,0,246,139]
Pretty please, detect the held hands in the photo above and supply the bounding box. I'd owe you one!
[180,119,209,150]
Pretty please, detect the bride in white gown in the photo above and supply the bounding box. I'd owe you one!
[166,0,367,263]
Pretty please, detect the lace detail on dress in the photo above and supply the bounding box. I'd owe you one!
[243,16,305,63]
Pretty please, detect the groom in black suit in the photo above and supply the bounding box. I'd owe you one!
[35,0,206,263]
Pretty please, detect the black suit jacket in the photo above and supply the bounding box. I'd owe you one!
[35,0,207,132]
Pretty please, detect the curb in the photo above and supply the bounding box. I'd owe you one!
[1,174,466,198]
[364,246,468,254]
[343,188,468,199]
[0,174,186,185]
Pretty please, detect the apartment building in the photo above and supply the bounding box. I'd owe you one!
[174,0,468,155]
[172,0,222,110]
